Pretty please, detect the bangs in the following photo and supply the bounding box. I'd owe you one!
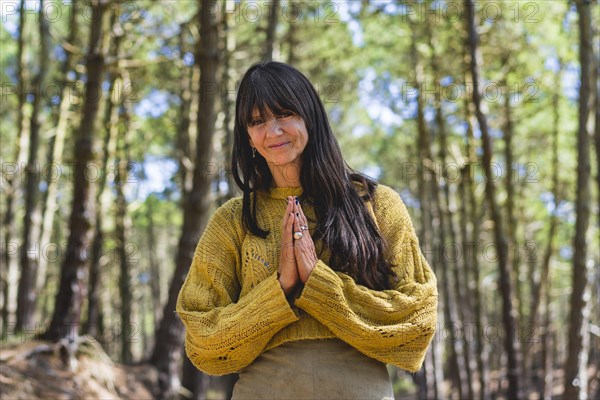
[237,67,306,127]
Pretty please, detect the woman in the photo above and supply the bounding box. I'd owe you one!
[176,61,438,399]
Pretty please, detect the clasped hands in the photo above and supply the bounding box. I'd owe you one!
[278,196,318,296]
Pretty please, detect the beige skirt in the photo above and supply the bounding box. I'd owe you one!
[231,339,395,400]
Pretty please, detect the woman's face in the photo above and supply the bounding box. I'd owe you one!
[247,108,309,169]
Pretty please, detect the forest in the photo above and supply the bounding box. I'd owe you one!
[0,0,598,399]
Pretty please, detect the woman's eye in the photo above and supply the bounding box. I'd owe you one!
[277,111,293,119]
[249,119,264,126]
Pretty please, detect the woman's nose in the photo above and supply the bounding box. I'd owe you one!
[266,118,283,136]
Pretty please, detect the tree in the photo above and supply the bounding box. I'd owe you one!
[42,0,110,342]
[464,0,522,398]
[36,0,80,309]
[3,0,30,335]
[150,1,221,397]
[563,1,594,398]
[15,0,50,331]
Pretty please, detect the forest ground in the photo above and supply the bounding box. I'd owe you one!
[0,339,158,399]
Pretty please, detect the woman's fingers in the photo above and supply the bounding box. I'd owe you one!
[296,198,308,233]
[283,197,295,259]
[281,196,292,230]
[278,198,299,294]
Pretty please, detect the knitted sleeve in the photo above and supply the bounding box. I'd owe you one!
[176,199,300,376]
[294,185,438,372]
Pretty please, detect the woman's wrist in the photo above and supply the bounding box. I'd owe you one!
[277,272,295,295]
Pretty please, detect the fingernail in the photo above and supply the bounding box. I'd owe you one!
[295,197,299,205]
[296,212,299,216]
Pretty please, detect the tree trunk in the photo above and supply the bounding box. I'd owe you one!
[219,1,239,205]
[427,25,474,400]
[41,0,109,342]
[464,0,522,398]
[563,1,594,399]
[84,11,121,341]
[15,0,50,332]
[262,0,279,61]
[2,0,30,336]
[285,3,299,65]
[36,0,79,306]
[150,1,220,397]
[145,197,162,330]
[529,61,562,398]
[501,73,527,391]
[115,74,134,364]
[409,23,446,400]
[467,110,488,400]
[176,26,194,202]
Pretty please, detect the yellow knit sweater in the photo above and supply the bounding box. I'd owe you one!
[176,183,438,376]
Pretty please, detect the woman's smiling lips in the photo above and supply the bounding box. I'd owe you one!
[269,141,290,149]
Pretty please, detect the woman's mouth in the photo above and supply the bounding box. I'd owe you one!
[269,141,290,148]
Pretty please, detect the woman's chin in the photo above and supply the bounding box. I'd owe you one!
[268,158,296,167]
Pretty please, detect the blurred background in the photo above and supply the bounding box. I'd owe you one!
[0,0,598,399]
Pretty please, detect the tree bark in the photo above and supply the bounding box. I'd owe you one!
[262,0,279,61]
[145,197,162,330]
[466,107,488,400]
[84,11,121,341]
[2,0,30,336]
[150,1,220,397]
[15,0,50,332]
[563,1,594,399]
[409,22,447,400]
[427,25,474,400]
[115,72,134,364]
[529,61,562,399]
[464,0,522,398]
[41,0,109,342]
[176,26,195,203]
[218,1,239,205]
[285,3,299,65]
[36,0,79,305]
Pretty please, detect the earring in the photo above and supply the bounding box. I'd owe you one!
[252,147,256,158]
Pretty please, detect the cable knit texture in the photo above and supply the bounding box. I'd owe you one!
[176,183,438,376]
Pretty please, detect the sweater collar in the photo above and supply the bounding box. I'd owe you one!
[267,186,303,199]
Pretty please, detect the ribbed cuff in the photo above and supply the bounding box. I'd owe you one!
[294,260,342,311]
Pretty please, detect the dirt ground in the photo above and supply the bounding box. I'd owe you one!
[0,339,159,399]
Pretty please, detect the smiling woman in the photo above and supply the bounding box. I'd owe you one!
[247,108,308,187]
[176,61,438,399]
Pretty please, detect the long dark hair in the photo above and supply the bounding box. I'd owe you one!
[232,61,397,290]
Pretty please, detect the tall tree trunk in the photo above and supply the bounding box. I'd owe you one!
[409,23,446,400]
[466,108,488,400]
[42,0,109,342]
[461,40,489,399]
[115,72,134,363]
[464,0,522,398]
[84,15,122,338]
[285,3,298,65]
[150,1,220,397]
[529,61,562,398]
[36,0,79,304]
[145,197,162,330]
[176,26,194,202]
[15,0,50,331]
[2,0,30,336]
[501,73,527,391]
[262,0,279,61]
[563,1,594,399]
[219,0,239,205]
[427,25,474,400]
